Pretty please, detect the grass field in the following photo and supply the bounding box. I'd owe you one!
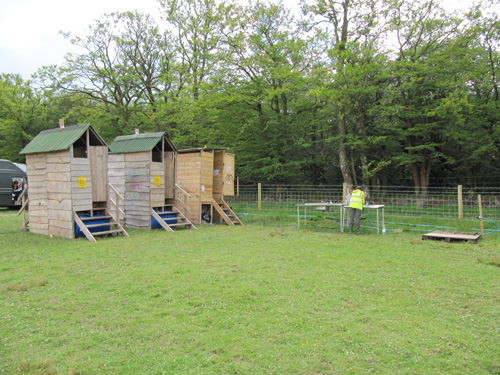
[1,209,499,374]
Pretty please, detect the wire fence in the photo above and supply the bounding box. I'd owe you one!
[225,185,500,220]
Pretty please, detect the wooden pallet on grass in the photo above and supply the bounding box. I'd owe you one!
[422,230,480,244]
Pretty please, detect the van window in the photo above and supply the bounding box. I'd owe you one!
[12,177,26,201]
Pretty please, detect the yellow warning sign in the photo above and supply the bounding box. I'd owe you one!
[154,175,161,186]
[78,176,86,188]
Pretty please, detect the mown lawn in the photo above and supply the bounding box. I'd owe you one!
[1,209,499,374]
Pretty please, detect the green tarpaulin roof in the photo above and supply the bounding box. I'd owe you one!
[178,147,228,153]
[19,124,106,155]
[109,132,176,154]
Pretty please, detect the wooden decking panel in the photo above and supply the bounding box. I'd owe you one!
[422,231,480,244]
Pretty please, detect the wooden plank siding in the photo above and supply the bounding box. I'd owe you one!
[48,150,74,238]
[222,153,235,196]
[164,151,175,199]
[177,152,202,224]
[150,161,165,208]
[89,145,108,202]
[26,153,49,236]
[108,154,126,218]
[200,150,214,203]
[213,152,224,199]
[122,152,151,229]
[70,154,92,214]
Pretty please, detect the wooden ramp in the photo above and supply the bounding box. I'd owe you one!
[211,199,243,226]
[74,209,129,242]
[422,230,480,244]
[151,205,197,233]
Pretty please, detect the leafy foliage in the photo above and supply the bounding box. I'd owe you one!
[1,0,499,188]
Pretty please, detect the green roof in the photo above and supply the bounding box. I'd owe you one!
[109,132,176,154]
[19,124,106,155]
[178,147,228,153]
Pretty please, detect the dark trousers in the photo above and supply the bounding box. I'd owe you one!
[347,207,362,233]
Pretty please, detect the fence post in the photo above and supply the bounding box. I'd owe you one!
[458,185,463,220]
[258,183,262,211]
[478,194,484,237]
[237,177,239,196]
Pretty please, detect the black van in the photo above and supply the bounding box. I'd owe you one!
[0,159,27,208]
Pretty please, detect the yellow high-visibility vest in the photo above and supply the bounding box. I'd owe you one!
[349,190,364,210]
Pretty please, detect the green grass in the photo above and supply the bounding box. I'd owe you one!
[234,205,497,235]
[227,199,500,221]
[1,209,500,374]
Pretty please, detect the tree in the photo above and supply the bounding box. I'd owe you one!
[0,74,49,162]
[381,0,466,193]
[307,0,383,187]
[43,11,177,139]
[157,0,241,149]
[220,1,322,183]
[431,2,500,188]
[160,0,234,101]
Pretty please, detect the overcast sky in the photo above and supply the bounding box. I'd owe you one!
[0,0,162,79]
[0,0,482,80]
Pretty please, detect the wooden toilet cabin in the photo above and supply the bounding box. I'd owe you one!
[108,131,195,232]
[19,123,128,241]
[176,148,242,226]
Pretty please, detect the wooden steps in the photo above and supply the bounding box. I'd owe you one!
[211,198,243,226]
[151,205,196,233]
[74,210,129,242]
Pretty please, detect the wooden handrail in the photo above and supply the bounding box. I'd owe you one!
[17,185,29,216]
[174,197,191,212]
[174,183,191,199]
[108,183,125,223]
[17,185,29,231]
[17,186,28,202]
[109,197,125,217]
[174,183,191,214]
[108,183,125,201]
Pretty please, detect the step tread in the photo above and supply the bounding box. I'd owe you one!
[93,229,125,236]
[84,222,113,228]
[79,215,112,221]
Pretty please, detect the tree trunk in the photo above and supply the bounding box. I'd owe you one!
[338,117,351,185]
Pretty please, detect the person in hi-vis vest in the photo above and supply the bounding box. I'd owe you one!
[347,185,365,234]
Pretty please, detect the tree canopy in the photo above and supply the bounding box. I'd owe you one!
[1,0,499,189]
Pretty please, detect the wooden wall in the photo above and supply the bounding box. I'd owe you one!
[200,151,214,203]
[213,152,235,199]
[150,161,165,208]
[122,152,150,228]
[71,154,92,214]
[222,153,235,196]
[25,139,110,239]
[177,151,202,224]
[176,150,217,224]
[164,151,175,199]
[213,152,224,199]
[108,153,126,216]
[26,153,48,236]
[48,150,76,239]
[89,146,108,202]
[109,151,174,229]
[26,150,77,239]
